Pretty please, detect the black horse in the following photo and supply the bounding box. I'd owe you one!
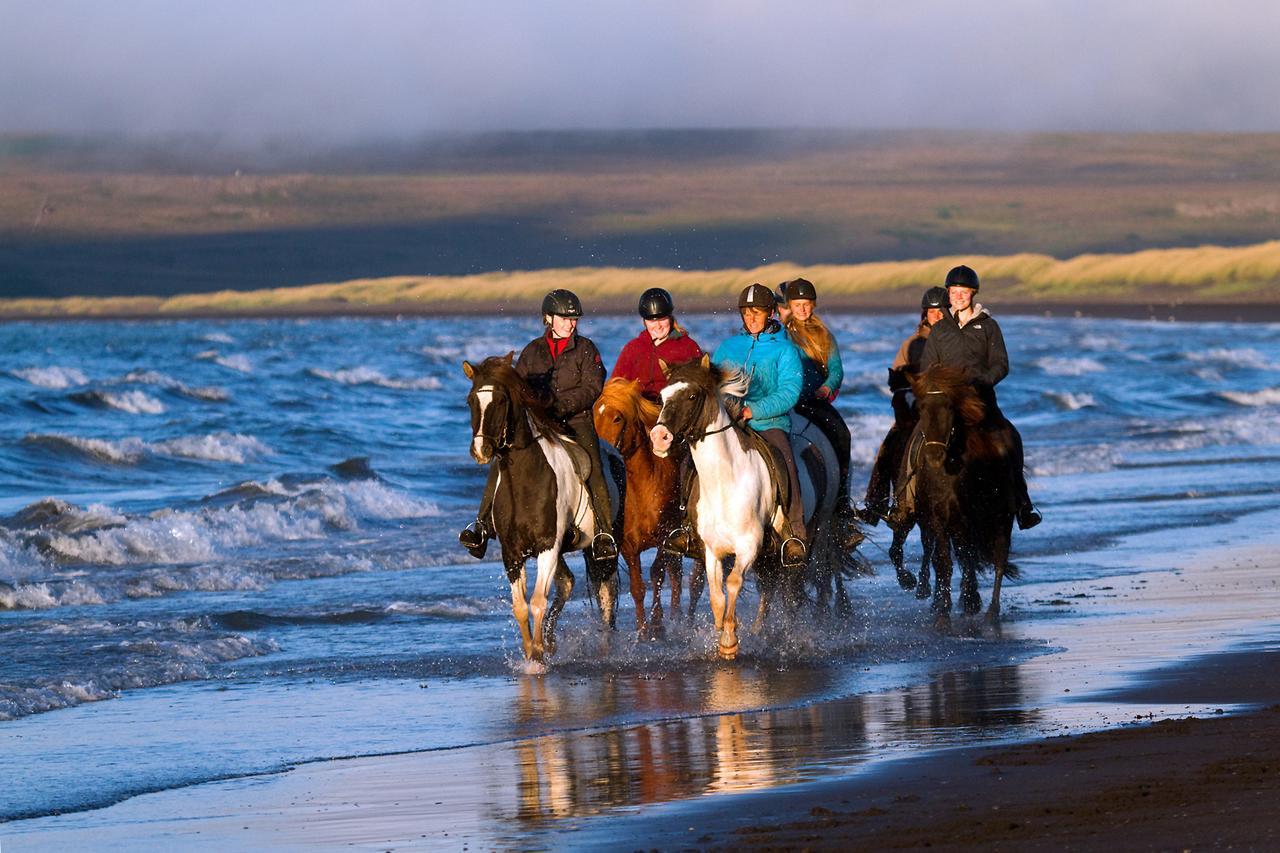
[463,354,621,663]
[909,366,1021,624]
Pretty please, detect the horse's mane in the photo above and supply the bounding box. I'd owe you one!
[598,378,661,429]
[666,359,750,441]
[471,355,563,440]
[910,366,986,427]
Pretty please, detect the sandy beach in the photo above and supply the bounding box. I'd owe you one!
[6,507,1280,851]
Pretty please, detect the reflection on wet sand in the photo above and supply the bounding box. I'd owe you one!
[500,663,1035,828]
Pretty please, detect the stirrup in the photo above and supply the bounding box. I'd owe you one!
[884,503,914,533]
[660,526,693,558]
[591,532,619,562]
[780,537,807,569]
[1017,505,1043,530]
[459,520,489,559]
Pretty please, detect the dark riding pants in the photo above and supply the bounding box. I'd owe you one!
[759,427,806,541]
[866,391,916,511]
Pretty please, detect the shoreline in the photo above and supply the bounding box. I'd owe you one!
[1,299,1277,324]
[7,512,1280,849]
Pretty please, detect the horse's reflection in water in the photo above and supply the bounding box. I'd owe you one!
[501,664,1036,825]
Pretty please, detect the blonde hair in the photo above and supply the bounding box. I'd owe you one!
[786,312,836,372]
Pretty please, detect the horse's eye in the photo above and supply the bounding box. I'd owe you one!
[612,415,622,424]
[687,392,697,400]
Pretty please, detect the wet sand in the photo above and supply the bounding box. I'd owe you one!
[5,523,1280,850]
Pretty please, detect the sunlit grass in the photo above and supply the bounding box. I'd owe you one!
[4,240,1279,317]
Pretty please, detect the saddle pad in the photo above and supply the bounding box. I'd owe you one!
[744,429,790,512]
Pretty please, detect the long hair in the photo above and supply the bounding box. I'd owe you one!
[597,378,662,429]
[786,312,836,372]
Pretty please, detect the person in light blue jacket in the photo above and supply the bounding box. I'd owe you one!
[711,283,807,566]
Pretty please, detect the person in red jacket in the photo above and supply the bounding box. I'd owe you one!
[611,288,704,399]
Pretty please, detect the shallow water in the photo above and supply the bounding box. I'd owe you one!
[1,313,1278,823]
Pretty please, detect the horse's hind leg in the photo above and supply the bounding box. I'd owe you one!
[916,527,933,600]
[959,546,982,616]
[688,558,706,623]
[509,562,534,660]
[544,557,575,657]
[931,537,953,626]
[647,550,677,639]
[986,525,1013,625]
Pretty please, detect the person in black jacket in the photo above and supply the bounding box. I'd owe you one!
[888,266,1041,530]
[459,289,619,564]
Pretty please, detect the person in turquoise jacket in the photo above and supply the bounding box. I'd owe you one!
[711,283,807,566]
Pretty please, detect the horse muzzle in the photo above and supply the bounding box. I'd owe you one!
[650,423,674,457]
[471,436,493,464]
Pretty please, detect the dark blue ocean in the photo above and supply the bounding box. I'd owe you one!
[2,312,1279,824]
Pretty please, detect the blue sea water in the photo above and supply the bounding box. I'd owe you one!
[1,312,1278,823]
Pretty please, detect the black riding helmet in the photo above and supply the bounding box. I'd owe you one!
[541,288,583,318]
[944,264,980,292]
[921,286,950,310]
[638,287,674,319]
[738,283,776,312]
[782,277,817,302]
[774,283,789,306]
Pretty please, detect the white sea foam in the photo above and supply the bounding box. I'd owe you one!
[848,413,896,465]
[1187,348,1277,370]
[214,354,253,373]
[1078,333,1125,352]
[121,370,229,402]
[24,432,269,465]
[98,390,166,415]
[385,598,494,618]
[1218,387,1280,407]
[1026,445,1122,477]
[310,367,442,391]
[1045,391,1098,411]
[1035,356,1106,376]
[200,332,235,344]
[24,433,147,464]
[10,366,89,389]
[420,336,518,364]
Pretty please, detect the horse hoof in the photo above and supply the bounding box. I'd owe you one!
[896,569,917,591]
[915,583,931,600]
[718,641,739,660]
[932,614,950,631]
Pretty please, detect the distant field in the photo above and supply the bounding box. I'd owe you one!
[3,130,1280,300]
[4,240,1278,320]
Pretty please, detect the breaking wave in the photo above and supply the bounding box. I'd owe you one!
[10,366,89,389]
[1035,356,1106,376]
[1218,387,1280,407]
[24,432,271,465]
[1186,347,1277,371]
[309,367,442,391]
[1045,391,1098,411]
[120,370,229,402]
[69,389,166,415]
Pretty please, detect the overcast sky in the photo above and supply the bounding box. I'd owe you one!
[4,0,1279,139]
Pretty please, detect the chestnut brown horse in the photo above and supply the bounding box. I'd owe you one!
[909,366,1021,624]
[594,378,703,638]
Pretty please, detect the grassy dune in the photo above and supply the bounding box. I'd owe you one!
[5,240,1279,319]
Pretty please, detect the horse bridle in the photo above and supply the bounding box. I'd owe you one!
[920,389,955,453]
[472,386,513,453]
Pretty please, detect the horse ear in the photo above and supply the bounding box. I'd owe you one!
[462,360,475,379]
[503,351,515,365]
[699,353,711,369]
[657,357,670,377]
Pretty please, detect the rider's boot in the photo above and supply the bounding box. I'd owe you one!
[661,456,699,558]
[661,525,694,558]
[780,535,807,569]
[458,519,490,559]
[1017,502,1043,530]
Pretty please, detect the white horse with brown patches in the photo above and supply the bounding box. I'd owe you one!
[648,356,795,659]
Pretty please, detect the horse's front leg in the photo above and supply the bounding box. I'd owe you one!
[528,549,560,662]
[688,557,706,622]
[959,545,982,616]
[705,547,727,638]
[623,544,646,637]
[721,541,757,660]
[890,525,915,591]
[916,526,934,600]
[931,534,954,627]
[509,561,534,660]
[647,550,673,639]
[544,557,575,657]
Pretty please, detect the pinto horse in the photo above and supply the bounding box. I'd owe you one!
[463,354,621,662]
[594,378,703,638]
[909,366,1020,624]
[649,356,846,659]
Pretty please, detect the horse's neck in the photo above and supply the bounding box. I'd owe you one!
[688,412,752,482]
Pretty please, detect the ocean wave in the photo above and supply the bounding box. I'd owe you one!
[420,336,517,364]
[120,370,229,402]
[12,477,439,569]
[1044,391,1097,411]
[1035,356,1106,376]
[385,597,497,618]
[10,366,89,389]
[849,413,895,465]
[23,432,271,465]
[1186,347,1277,370]
[1217,387,1280,407]
[309,367,442,391]
[0,622,275,720]
[1026,445,1122,476]
[197,350,253,373]
[69,389,166,415]
[1077,333,1125,352]
[200,332,235,344]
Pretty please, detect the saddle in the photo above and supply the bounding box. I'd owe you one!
[560,436,593,484]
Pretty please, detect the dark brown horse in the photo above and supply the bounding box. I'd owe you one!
[594,378,703,638]
[909,366,1020,624]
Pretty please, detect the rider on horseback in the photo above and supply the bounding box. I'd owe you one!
[712,283,808,567]
[885,265,1042,531]
[611,288,704,400]
[780,277,853,521]
[459,289,620,565]
[858,286,949,524]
